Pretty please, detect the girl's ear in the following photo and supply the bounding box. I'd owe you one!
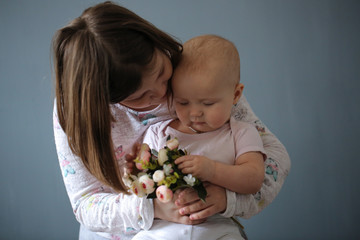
[233,83,244,105]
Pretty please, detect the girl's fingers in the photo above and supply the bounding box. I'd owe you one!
[179,199,208,216]
[189,206,215,220]
[175,188,198,206]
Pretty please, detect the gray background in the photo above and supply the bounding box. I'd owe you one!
[1,0,359,239]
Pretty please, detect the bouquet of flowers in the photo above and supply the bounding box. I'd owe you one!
[124,137,207,203]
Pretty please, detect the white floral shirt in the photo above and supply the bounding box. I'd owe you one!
[53,95,290,239]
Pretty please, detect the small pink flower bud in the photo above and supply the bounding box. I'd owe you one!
[166,138,179,150]
[156,185,173,203]
[136,162,145,170]
[136,144,151,170]
[139,144,151,163]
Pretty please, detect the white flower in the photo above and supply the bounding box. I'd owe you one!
[158,149,168,166]
[163,164,173,176]
[122,174,137,188]
[183,174,196,187]
[153,170,165,183]
[166,138,179,150]
[156,185,173,203]
[138,174,155,194]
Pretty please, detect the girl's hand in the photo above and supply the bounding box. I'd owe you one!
[175,155,216,181]
[154,190,205,225]
[175,183,226,221]
[124,143,141,174]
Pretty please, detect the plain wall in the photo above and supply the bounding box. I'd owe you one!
[1,0,359,239]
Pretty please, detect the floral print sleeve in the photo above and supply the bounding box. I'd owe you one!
[53,104,154,237]
[221,95,291,219]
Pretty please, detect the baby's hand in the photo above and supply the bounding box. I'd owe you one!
[175,155,216,181]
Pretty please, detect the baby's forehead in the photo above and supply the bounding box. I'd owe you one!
[178,58,238,83]
[174,67,237,92]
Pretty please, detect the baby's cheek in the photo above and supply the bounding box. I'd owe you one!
[209,114,228,128]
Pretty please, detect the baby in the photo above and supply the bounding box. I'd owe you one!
[134,35,266,240]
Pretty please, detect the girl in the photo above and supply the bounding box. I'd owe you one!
[52,2,290,239]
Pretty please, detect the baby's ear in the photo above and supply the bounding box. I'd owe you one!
[233,83,244,104]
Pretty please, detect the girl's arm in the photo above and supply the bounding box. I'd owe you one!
[53,106,154,234]
[221,95,291,218]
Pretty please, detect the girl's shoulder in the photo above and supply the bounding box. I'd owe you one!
[229,117,254,130]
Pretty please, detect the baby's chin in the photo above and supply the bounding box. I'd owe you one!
[189,122,225,133]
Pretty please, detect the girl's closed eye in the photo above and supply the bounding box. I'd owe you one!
[158,66,165,78]
[178,101,189,106]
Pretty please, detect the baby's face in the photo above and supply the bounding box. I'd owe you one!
[172,63,242,133]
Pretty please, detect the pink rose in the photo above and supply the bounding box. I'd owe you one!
[139,174,155,194]
[131,180,146,197]
[156,185,173,203]
[136,144,151,170]
[166,138,179,150]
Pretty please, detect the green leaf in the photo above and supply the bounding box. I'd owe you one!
[151,149,158,157]
[147,191,156,199]
[193,183,207,202]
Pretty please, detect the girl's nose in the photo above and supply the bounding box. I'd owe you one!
[151,82,167,100]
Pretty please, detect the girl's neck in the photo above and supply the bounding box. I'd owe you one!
[127,104,160,112]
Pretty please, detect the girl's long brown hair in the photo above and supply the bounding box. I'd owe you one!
[52,1,182,193]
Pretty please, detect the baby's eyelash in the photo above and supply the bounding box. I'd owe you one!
[203,102,214,106]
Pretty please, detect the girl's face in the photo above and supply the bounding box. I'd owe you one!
[120,49,173,111]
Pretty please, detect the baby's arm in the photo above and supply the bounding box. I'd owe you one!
[175,151,264,194]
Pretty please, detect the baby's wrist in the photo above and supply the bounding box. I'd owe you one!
[210,160,217,180]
